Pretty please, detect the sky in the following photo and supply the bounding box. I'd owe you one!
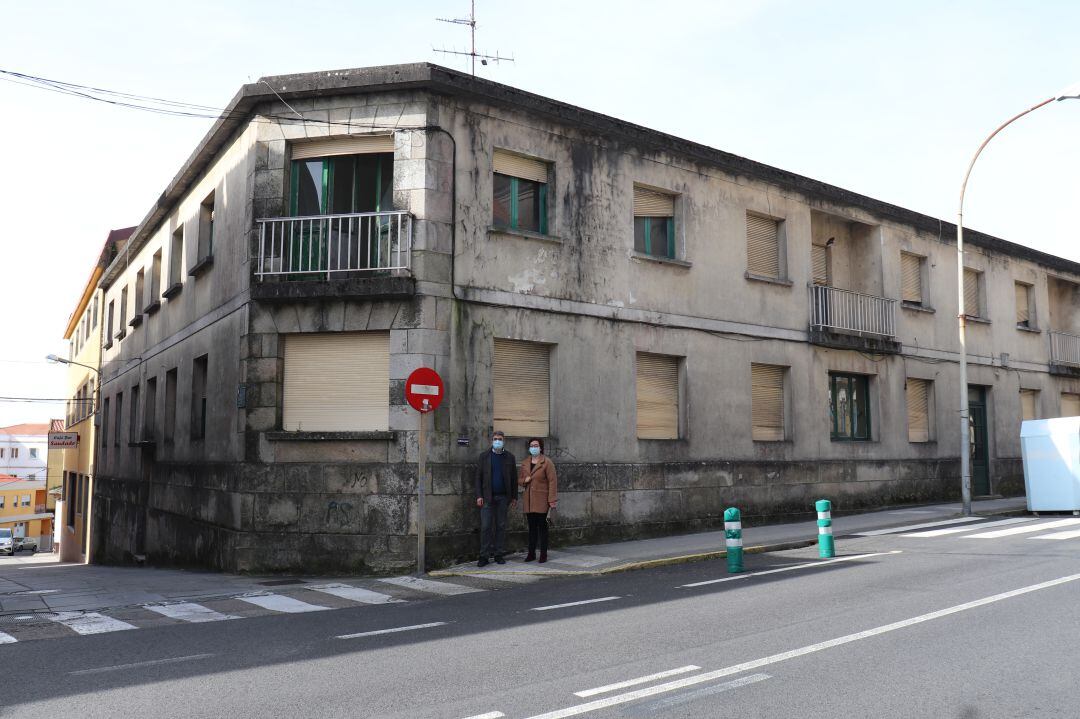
[0,0,1078,427]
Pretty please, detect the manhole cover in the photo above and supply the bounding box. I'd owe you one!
[0,614,46,625]
[257,579,307,587]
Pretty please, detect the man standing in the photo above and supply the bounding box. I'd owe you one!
[475,430,517,566]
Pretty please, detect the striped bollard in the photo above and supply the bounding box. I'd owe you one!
[816,499,835,558]
[724,507,743,573]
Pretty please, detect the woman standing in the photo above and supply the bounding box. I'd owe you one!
[519,437,558,563]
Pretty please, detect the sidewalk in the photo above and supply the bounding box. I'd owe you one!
[0,497,1027,615]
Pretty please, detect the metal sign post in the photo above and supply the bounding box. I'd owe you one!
[405,368,445,575]
[417,406,427,576]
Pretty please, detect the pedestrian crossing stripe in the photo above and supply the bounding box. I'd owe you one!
[893,517,1080,540]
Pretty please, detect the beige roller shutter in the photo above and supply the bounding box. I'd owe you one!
[963,268,980,317]
[633,185,675,217]
[1020,389,1037,421]
[811,244,829,286]
[291,134,395,160]
[493,339,550,437]
[906,378,930,442]
[1015,283,1031,324]
[283,332,389,431]
[636,353,679,439]
[746,214,780,279]
[901,253,923,303]
[493,150,549,184]
[751,363,785,441]
[1061,393,1080,418]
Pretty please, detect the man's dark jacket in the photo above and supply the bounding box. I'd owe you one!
[475,450,518,503]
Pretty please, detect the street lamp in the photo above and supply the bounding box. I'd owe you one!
[45,354,99,375]
[956,83,1080,516]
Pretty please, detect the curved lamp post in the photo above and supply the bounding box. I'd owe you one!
[45,354,99,375]
[956,84,1080,516]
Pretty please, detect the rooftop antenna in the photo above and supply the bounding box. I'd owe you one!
[434,0,514,76]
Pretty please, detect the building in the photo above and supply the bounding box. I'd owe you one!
[0,477,50,546]
[90,63,1080,573]
[0,424,49,480]
[57,228,133,563]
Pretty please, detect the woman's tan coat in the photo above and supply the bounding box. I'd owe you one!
[519,455,558,514]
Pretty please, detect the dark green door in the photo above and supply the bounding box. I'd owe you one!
[969,386,990,496]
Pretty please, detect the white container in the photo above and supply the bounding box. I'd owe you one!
[1021,417,1080,511]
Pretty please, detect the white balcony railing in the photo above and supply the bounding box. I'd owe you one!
[256,211,412,279]
[810,284,897,338]
[1050,330,1080,367]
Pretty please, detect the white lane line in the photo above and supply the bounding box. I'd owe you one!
[545,554,614,568]
[378,576,484,596]
[634,673,772,712]
[68,653,215,675]
[574,665,701,697]
[47,611,137,635]
[144,602,239,623]
[306,583,403,604]
[901,517,1035,537]
[336,621,447,639]
[679,551,898,588]
[522,571,1080,719]
[532,596,620,612]
[853,517,982,536]
[461,712,506,719]
[0,631,16,644]
[1030,528,1080,540]
[966,518,1080,539]
[237,593,330,613]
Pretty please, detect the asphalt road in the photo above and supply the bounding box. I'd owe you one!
[4,516,1080,718]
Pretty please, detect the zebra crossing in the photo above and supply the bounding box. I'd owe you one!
[856,516,1080,541]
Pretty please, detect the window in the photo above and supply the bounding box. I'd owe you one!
[811,241,829,286]
[129,385,139,445]
[0,448,4,458]
[751,363,786,441]
[65,473,75,527]
[0,496,4,509]
[746,213,782,279]
[164,368,178,443]
[283,332,389,432]
[11,448,16,459]
[168,226,184,289]
[1015,282,1034,328]
[963,268,983,319]
[114,391,123,447]
[636,353,680,439]
[91,296,98,329]
[101,397,110,452]
[198,191,216,260]
[148,250,162,309]
[19,495,29,508]
[290,137,394,216]
[191,355,208,440]
[1020,389,1038,422]
[493,339,550,437]
[901,252,925,306]
[29,448,37,459]
[1062,393,1080,418]
[105,300,115,347]
[144,377,157,441]
[492,150,549,234]
[906,378,931,442]
[117,285,128,338]
[134,269,145,317]
[633,186,676,259]
[829,373,870,441]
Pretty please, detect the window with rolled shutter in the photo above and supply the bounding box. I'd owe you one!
[291,134,395,160]
[633,186,675,217]
[811,244,829,286]
[901,253,923,304]
[1061,393,1080,418]
[1015,282,1032,327]
[963,269,981,318]
[493,150,549,184]
[1020,389,1037,422]
[906,378,930,443]
[493,339,550,437]
[746,214,780,279]
[636,353,679,439]
[283,332,389,431]
[751,364,785,441]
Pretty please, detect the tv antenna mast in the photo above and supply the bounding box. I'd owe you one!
[434,1,514,76]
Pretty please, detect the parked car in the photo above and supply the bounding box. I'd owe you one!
[14,536,37,553]
[0,529,12,556]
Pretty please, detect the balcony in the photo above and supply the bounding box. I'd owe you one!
[253,211,414,301]
[809,284,901,354]
[1049,330,1080,377]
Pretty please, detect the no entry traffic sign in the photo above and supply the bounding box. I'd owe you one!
[406,367,444,413]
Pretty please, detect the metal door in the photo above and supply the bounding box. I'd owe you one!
[969,387,990,496]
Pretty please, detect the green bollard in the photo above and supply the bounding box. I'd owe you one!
[816,498,835,558]
[724,507,743,573]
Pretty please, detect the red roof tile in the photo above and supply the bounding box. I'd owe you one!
[0,423,51,436]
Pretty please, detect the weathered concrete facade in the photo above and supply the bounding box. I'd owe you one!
[91,64,1080,573]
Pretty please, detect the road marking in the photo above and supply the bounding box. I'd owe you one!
[532,596,620,612]
[630,674,772,713]
[378,576,484,596]
[853,517,981,536]
[1030,528,1080,540]
[237,593,330,613]
[307,583,403,604]
[522,571,1080,719]
[68,653,215,675]
[461,713,506,719]
[901,517,1035,537]
[574,666,702,697]
[0,631,16,644]
[679,551,898,588]
[965,518,1080,539]
[47,611,137,635]
[144,602,240,623]
[546,554,614,568]
[336,621,447,639]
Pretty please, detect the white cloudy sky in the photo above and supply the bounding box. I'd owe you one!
[0,0,1078,426]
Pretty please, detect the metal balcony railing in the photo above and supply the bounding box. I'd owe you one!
[1050,330,1080,367]
[810,284,897,338]
[256,211,412,280]
[34,504,47,514]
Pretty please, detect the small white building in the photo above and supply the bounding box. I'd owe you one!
[0,423,50,480]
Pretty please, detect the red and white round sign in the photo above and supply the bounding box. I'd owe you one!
[405,367,444,413]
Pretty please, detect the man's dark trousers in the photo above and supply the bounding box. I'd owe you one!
[480,494,510,559]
